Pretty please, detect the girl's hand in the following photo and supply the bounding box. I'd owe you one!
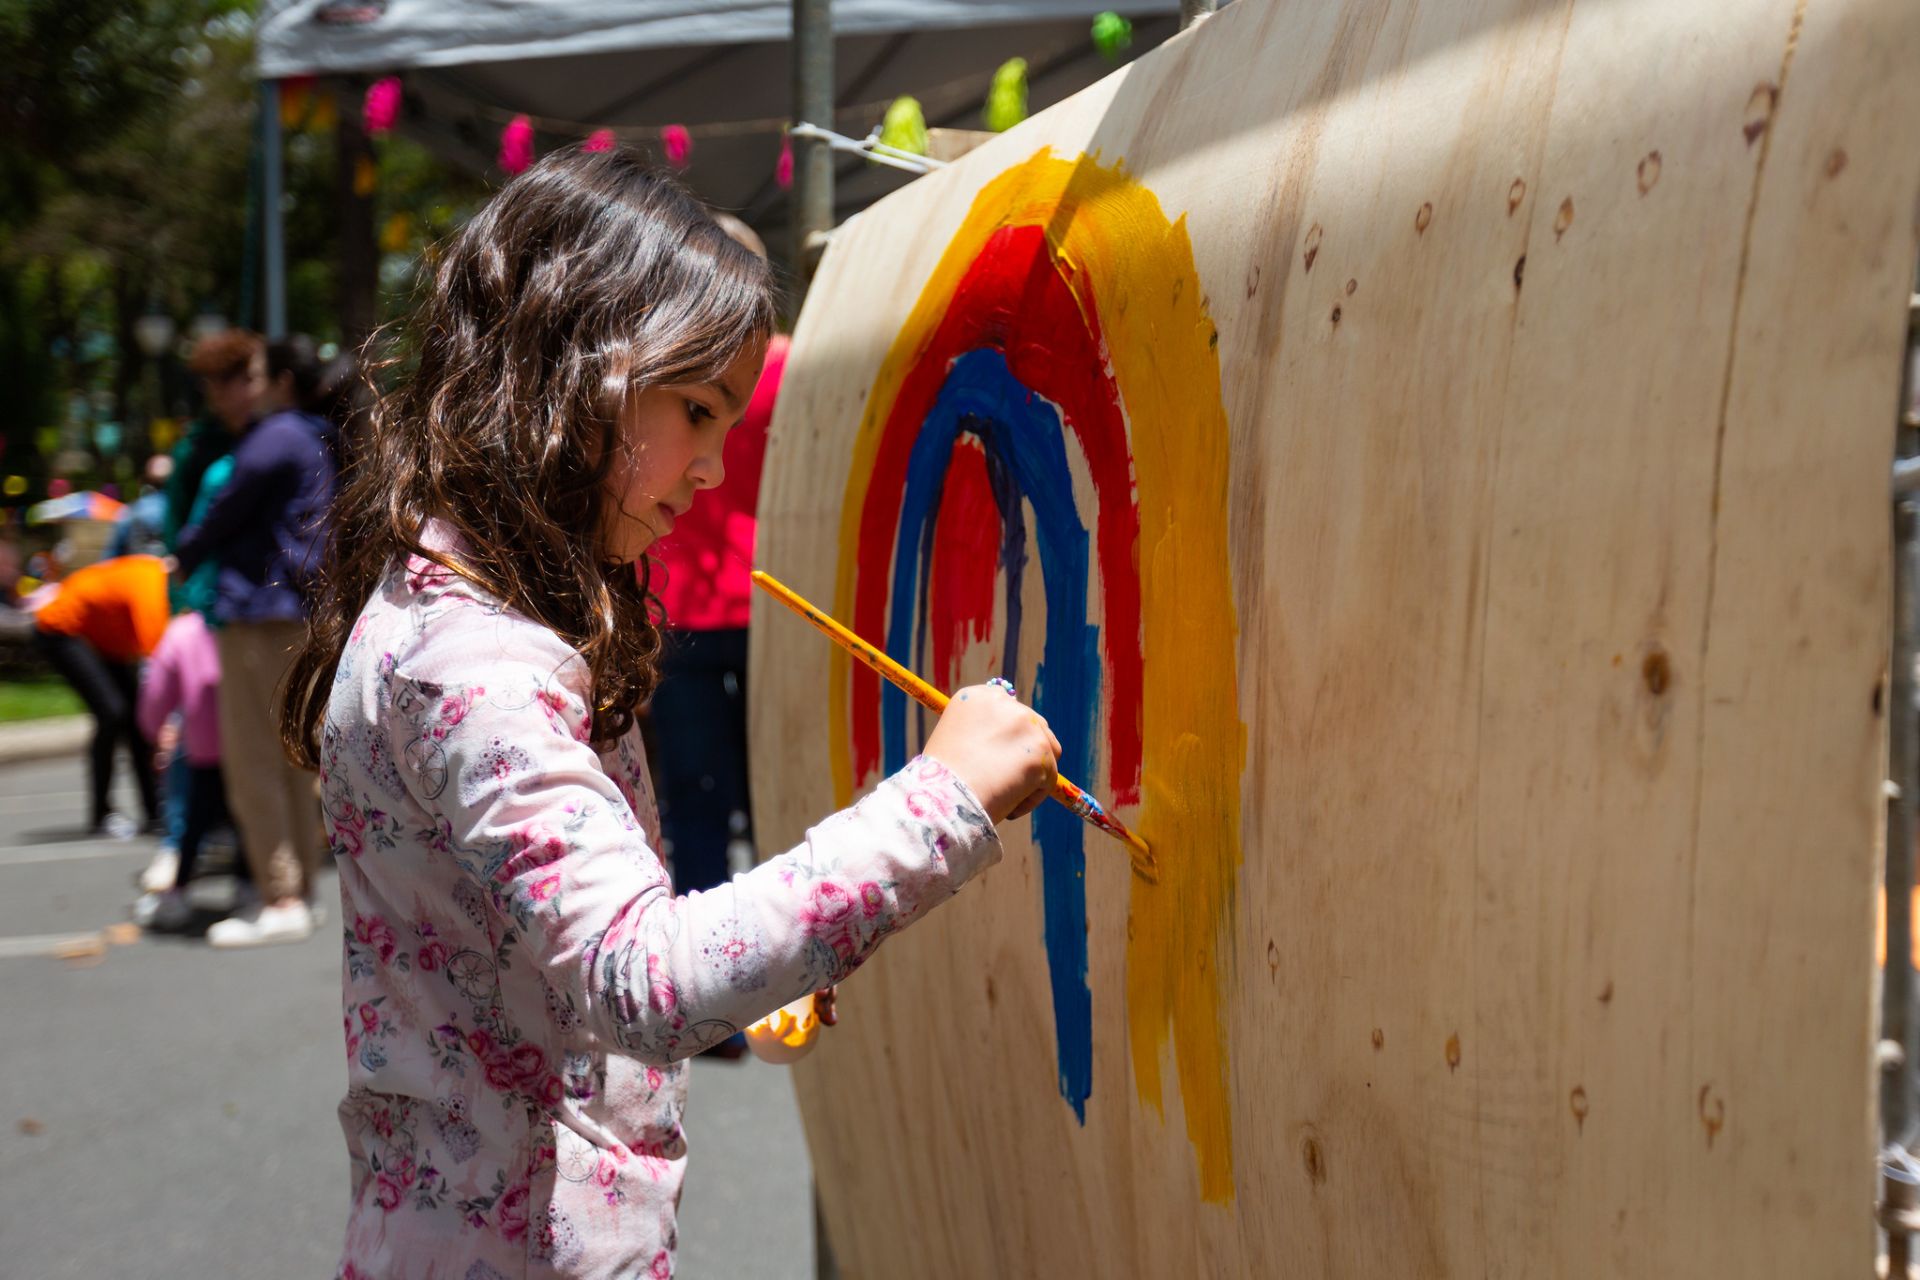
[924,684,1062,824]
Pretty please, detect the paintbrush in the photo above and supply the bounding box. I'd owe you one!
[751,569,1157,882]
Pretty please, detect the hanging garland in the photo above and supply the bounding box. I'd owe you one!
[351,39,1082,193]
[878,97,929,158]
[363,76,402,135]
[660,124,693,169]
[499,114,534,174]
[1092,11,1134,60]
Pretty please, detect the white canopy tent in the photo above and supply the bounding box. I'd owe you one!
[253,1,1182,258]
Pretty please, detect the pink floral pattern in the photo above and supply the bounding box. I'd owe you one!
[324,521,999,1278]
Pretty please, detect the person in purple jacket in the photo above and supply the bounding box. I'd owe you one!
[175,334,338,948]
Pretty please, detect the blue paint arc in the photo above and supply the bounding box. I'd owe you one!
[881,347,1097,1121]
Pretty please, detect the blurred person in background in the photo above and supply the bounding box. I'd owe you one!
[133,603,240,931]
[646,215,789,1060]
[28,554,169,838]
[136,425,256,920]
[168,330,266,549]
[312,350,373,470]
[175,335,338,948]
[0,540,24,610]
[108,454,173,559]
[137,330,263,896]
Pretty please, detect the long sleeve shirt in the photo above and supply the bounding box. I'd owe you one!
[323,520,1001,1278]
[164,416,236,550]
[31,555,170,663]
[176,408,336,625]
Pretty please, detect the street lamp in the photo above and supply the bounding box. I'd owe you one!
[133,309,177,463]
[187,309,229,344]
[133,310,177,360]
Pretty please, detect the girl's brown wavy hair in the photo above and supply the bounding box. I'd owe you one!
[279,145,776,767]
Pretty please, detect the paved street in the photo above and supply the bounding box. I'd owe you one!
[0,754,815,1277]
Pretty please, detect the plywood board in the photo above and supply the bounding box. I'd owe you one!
[747,0,1920,1272]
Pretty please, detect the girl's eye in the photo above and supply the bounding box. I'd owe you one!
[685,400,714,425]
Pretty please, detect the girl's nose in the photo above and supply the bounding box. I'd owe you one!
[689,447,726,491]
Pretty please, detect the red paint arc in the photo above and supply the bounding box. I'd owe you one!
[850,223,1145,802]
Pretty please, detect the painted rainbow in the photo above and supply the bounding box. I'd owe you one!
[830,149,1247,1202]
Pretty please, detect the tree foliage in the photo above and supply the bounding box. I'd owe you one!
[0,0,484,494]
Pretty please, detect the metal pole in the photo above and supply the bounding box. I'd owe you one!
[259,79,287,339]
[238,127,260,338]
[1882,295,1920,1276]
[791,0,834,293]
[1179,0,1216,29]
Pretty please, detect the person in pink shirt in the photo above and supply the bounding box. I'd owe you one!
[135,609,245,930]
[650,220,789,1056]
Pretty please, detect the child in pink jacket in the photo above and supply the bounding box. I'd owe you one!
[136,609,244,930]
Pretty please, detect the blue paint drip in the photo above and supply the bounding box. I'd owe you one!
[883,347,1097,1120]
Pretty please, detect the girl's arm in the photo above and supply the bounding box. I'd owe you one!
[387,640,1002,1065]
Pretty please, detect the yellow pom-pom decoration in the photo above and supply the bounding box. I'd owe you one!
[984,57,1029,133]
[878,96,930,159]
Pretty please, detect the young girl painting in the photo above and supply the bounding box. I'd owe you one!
[278,147,1061,1278]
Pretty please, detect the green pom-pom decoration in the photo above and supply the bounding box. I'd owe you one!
[984,57,1029,133]
[1092,11,1133,60]
[878,95,930,158]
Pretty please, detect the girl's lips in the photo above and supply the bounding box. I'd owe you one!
[654,502,676,533]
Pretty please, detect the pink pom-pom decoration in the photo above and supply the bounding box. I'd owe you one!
[776,135,794,190]
[661,124,692,169]
[583,128,616,153]
[363,77,402,136]
[499,115,535,175]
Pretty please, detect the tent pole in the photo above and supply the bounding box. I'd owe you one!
[792,0,834,295]
[259,79,288,340]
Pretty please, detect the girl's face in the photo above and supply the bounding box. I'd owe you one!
[601,339,767,563]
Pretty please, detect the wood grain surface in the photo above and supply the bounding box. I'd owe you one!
[746,0,1920,1272]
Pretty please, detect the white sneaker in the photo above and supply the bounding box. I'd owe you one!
[132,889,192,931]
[207,900,314,949]
[98,812,138,841]
[140,847,180,893]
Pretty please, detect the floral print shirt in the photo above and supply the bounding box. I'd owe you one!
[322,522,1001,1278]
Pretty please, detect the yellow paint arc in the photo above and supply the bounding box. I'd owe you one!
[833,149,1246,1201]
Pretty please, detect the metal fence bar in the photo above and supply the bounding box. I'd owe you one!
[1882,293,1920,1277]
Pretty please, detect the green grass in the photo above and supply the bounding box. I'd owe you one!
[0,676,85,723]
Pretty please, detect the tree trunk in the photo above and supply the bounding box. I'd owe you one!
[334,84,378,354]
[110,265,145,466]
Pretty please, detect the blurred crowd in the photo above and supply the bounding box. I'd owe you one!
[20,328,360,947]
[12,305,786,977]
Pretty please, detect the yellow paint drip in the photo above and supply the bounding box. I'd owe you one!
[833,150,1245,1202]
